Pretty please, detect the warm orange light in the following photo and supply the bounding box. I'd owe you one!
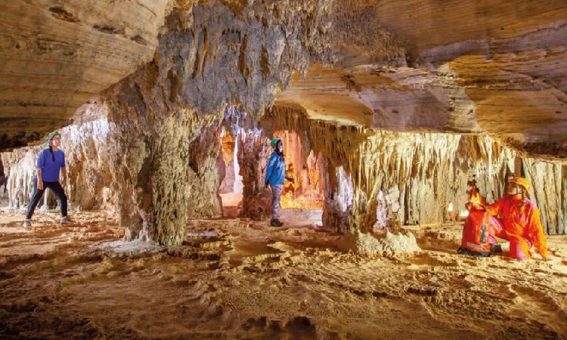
[280,192,323,209]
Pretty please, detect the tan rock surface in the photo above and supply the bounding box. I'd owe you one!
[276,0,567,157]
[0,0,172,148]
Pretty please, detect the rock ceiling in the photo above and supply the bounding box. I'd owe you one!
[1,0,566,158]
[0,0,172,148]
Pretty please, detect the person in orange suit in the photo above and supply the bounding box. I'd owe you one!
[486,177,548,260]
[458,180,503,257]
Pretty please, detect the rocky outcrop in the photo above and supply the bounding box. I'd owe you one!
[0,0,174,149]
[99,2,331,245]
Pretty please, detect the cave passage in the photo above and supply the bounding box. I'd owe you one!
[272,130,324,211]
[0,0,566,337]
[217,122,325,226]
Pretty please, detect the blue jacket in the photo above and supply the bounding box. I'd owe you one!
[265,152,285,185]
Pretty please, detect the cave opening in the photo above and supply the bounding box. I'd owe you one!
[272,130,324,210]
[271,129,325,227]
[217,113,325,227]
[219,127,244,218]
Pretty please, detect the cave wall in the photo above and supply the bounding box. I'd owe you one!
[1,147,39,210]
[0,0,174,149]
[3,97,564,240]
[98,1,331,245]
[263,106,566,235]
[2,0,566,244]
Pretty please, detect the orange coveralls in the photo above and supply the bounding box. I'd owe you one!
[486,196,547,260]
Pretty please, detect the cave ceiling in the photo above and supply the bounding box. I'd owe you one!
[1,0,566,158]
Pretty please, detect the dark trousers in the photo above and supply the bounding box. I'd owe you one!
[26,179,67,219]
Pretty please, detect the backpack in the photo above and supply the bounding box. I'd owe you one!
[458,210,495,257]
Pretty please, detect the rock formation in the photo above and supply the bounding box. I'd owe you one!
[262,106,566,235]
[0,0,174,148]
[1,0,566,247]
[97,2,331,245]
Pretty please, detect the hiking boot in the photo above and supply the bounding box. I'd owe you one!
[60,216,72,224]
[270,219,283,227]
[23,219,32,228]
[491,244,503,254]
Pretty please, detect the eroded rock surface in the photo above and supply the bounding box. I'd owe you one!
[263,106,567,235]
[98,2,331,245]
[1,0,566,246]
[0,0,174,148]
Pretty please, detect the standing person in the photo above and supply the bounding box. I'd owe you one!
[23,131,70,227]
[486,176,547,260]
[264,138,293,227]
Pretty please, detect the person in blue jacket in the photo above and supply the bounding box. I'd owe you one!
[265,137,293,227]
[23,131,70,227]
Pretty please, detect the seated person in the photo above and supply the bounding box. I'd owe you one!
[458,188,503,257]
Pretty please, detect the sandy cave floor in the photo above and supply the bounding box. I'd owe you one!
[0,209,566,339]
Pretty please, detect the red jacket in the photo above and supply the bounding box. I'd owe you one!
[486,196,547,258]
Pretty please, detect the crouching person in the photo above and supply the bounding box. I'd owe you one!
[486,177,547,261]
[23,131,70,227]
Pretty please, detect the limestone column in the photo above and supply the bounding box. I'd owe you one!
[237,132,272,220]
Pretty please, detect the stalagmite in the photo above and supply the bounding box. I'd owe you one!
[237,131,273,220]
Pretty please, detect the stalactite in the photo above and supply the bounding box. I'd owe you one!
[2,149,41,210]
[263,105,567,235]
[273,130,324,209]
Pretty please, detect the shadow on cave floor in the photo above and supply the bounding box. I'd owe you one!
[0,210,566,338]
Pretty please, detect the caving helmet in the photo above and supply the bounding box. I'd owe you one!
[45,131,62,146]
[271,137,281,148]
[509,176,532,193]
